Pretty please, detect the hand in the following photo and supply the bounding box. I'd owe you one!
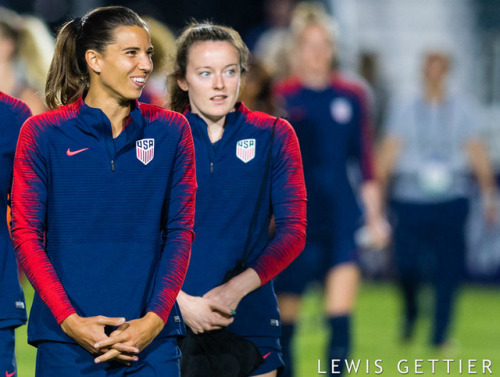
[366,216,391,250]
[481,192,498,226]
[60,313,139,364]
[177,291,233,334]
[93,312,165,364]
[203,268,261,314]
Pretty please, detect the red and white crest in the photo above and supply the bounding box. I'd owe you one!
[236,139,256,163]
[136,138,155,165]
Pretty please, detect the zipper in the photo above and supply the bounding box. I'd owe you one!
[210,161,214,173]
[111,160,115,172]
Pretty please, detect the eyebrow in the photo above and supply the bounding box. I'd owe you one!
[195,63,239,69]
[122,46,154,53]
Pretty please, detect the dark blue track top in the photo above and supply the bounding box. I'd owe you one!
[11,97,196,344]
[183,102,307,337]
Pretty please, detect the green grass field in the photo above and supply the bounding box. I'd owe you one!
[15,281,500,376]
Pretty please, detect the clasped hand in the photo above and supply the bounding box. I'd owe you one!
[61,312,164,365]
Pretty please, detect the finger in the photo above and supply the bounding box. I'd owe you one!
[111,343,140,354]
[95,349,121,364]
[96,316,126,327]
[115,353,139,362]
[212,316,234,328]
[109,323,129,337]
[208,301,233,316]
[95,333,129,350]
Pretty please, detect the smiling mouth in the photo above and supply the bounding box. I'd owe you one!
[131,77,146,86]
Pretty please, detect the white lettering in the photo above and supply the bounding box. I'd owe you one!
[414,359,424,374]
[428,359,439,374]
[317,359,326,374]
[398,360,409,374]
[345,359,360,374]
[331,359,341,374]
[483,360,492,374]
[444,359,453,374]
[469,359,477,374]
[374,359,383,374]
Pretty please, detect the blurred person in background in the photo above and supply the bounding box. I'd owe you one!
[377,51,498,350]
[10,6,195,376]
[0,7,53,114]
[249,0,297,82]
[0,92,31,377]
[245,0,296,52]
[238,59,281,115]
[273,3,389,376]
[139,16,176,107]
[169,21,307,377]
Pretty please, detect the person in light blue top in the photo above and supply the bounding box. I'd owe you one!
[378,51,498,348]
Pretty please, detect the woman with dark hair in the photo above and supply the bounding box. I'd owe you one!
[10,6,196,376]
[170,22,307,377]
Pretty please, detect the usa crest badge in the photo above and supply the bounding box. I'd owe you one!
[236,139,256,163]
[136,138,155,165]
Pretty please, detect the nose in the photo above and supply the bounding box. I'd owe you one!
[139,53,153,73]
[213,73,224,89]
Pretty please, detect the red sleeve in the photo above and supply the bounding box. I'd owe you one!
[249,119,307,285]
[147,117,196,322]
[11,119,76,324]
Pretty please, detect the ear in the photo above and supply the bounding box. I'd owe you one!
[85,50,102,74]
[177,78,189,92]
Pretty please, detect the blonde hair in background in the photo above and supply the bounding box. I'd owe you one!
[0,8,54,93]
[142,16,176,74]
[16,16,55,93]
[290,1,337,42]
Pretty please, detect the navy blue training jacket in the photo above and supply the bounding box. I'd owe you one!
[11,97,196,345]
[183,102,306,337]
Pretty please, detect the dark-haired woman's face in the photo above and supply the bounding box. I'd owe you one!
[178,40,241,124]
[92,25,153,103]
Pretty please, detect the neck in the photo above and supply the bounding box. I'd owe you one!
[85,90,131,138]
[298,69,330,91]
[0,61,18,94]
[206,118,226,143]
[425,81,445,103]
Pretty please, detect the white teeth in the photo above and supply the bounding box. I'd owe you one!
[132,77,145,83]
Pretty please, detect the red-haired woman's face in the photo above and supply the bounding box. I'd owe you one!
[178,40,242,124]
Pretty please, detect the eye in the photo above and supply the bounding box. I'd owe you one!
[226,69,235,76]
[126,50,137,56]
[199,71,210,77]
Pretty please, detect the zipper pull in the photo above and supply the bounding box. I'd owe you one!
[111,160,115,172]
[210,162,214,173]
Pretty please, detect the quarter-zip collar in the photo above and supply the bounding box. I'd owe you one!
[70,96,145,152]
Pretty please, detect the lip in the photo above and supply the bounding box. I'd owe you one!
[210,94,227,103]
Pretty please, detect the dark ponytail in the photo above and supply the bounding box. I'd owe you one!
[45,6,147,109]
[45,20,85,109]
